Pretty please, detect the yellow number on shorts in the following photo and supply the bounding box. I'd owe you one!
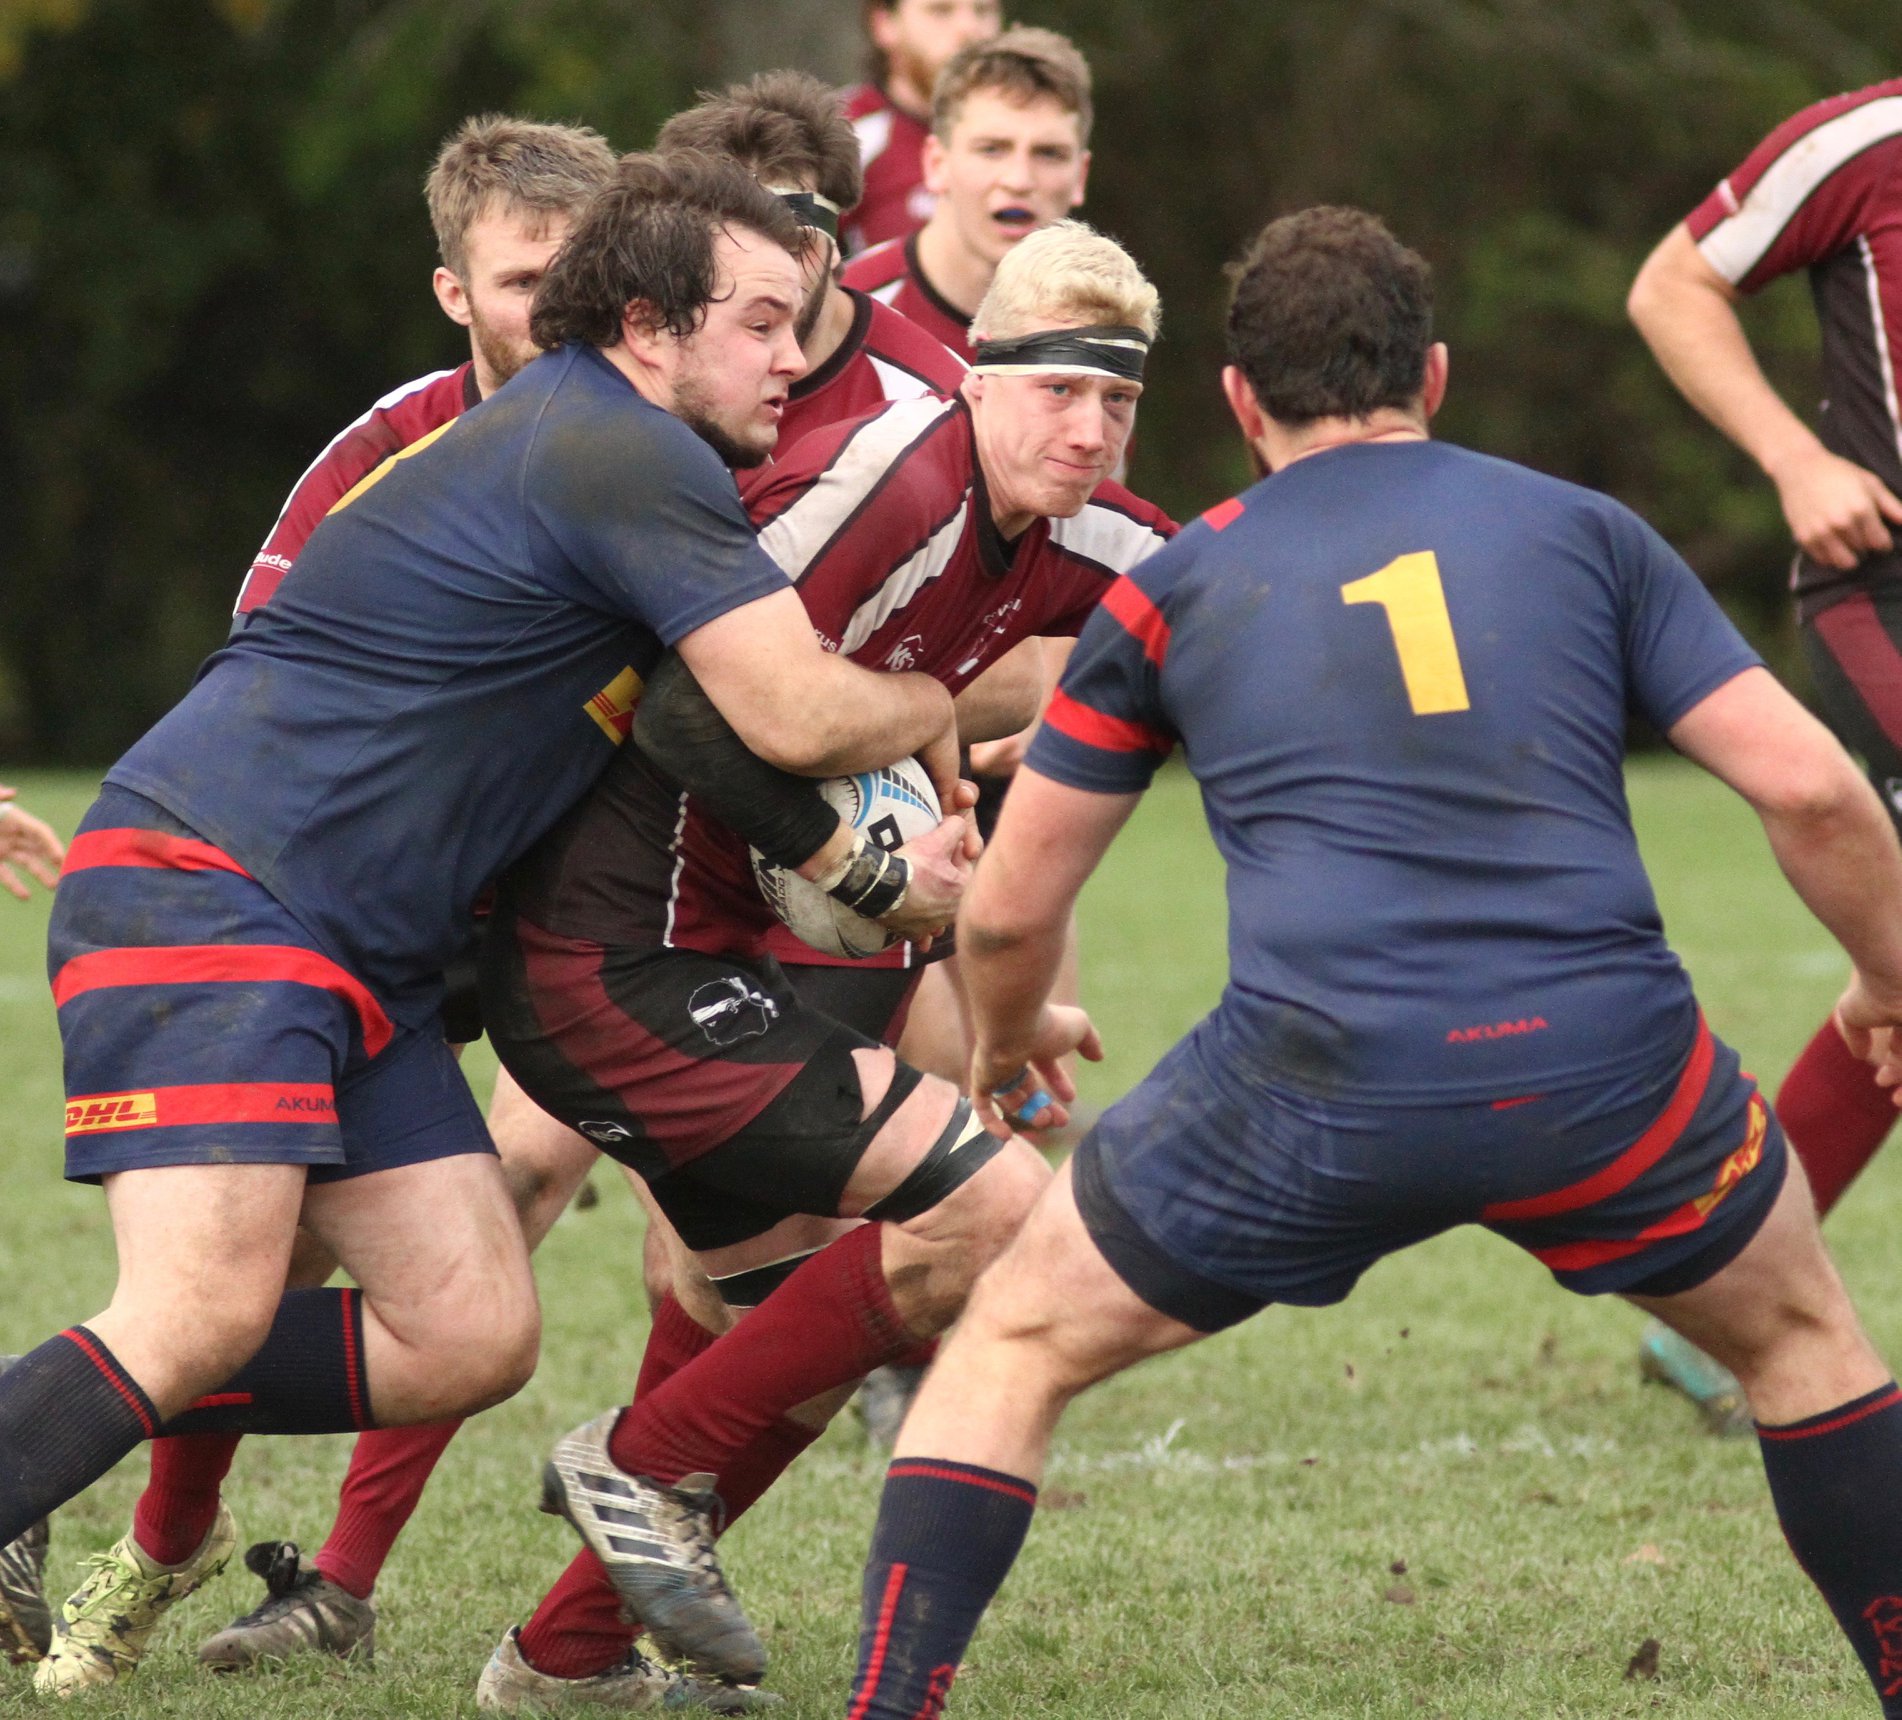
[1340,551,1471,716]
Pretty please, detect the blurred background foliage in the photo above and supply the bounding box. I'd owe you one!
[1,0,1897,759]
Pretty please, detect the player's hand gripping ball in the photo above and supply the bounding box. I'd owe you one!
[752,759,940,959]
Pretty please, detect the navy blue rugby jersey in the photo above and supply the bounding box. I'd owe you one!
[109,344,789,1025]
[1027,439,1762,1105]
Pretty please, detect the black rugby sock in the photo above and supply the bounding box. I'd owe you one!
[160,1288,375,1437]
[1759,1382,1902,1715]
[0,1328,157,1543]
[848,1458,1037,1719]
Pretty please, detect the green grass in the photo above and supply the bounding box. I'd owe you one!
[0,758,1884,1716]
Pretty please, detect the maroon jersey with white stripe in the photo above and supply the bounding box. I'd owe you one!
[502,394,1176,965]
[841,83,935,256]
[1687,79,1902,612]
[236,364,479,616]
[841,234,976,362]
[778,290,965,453]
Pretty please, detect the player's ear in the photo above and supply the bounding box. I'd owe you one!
[922,132,950,196]
[1221,365,1267,444]
[1069,147,1090,210]
[1421,342,1450,421]
[433,267,473,329]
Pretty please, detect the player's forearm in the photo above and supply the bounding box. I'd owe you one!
[961,909,1070,1063]
[787,659,957,779]
[1760,770,1902,994]
[1629,235,1822,480]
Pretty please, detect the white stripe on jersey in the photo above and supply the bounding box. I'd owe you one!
[756,395,957,579]
[1049,498,1174,574]
[661,789,692,949]
[1697,96,1902,284]
[854,108,895,169]
[869,353,963,402]
[236,367,460,611]
[839,505,972,655]
[867,278,905,309]
[1859,235,1902,468]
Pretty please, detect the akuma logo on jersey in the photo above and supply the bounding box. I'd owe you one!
[1446,1016,1549,1045]
[688,977,780,1047]
[885,634,925,671]
[1692,1095,1767,1219]
[65,1092,158,1135]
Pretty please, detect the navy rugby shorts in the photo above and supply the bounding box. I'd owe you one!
[1072,1010,1785,1332]
[51,785,489,1183]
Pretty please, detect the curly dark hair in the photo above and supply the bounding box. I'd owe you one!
[1226,207,1433,426]
[530,149,813,349]
[656,70,863,217]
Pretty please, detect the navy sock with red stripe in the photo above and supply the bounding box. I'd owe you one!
[1759,1382,1902,1715]
[0,1327,158,1543]
[848,1458,1036,1720]
[160,1288,374,1437]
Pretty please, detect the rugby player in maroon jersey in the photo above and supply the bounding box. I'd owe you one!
[468,220,1175,1707]
[1629,79,1902,1429]
[842,27,1091,363]
[840,0,1001,257]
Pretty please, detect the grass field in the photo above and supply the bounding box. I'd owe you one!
[0,758,1885,1717]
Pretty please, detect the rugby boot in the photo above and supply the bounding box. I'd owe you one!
[0,1354,52,1664]
[196,1538,376,1669]
[476,1625,780,1713]
[540,1412,765,1685]
[1638,1320,1752,1438]
[0,1515,51,1664]
[34,1500,237,1693]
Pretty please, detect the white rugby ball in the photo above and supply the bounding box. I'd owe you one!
[752,758,941,959]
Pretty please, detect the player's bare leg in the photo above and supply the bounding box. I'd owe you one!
[844,1158,1196,1718]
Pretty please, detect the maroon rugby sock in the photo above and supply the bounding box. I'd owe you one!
[135,1433,243,1566]
[313,1419,464,1598]
[610,1222,912,1485]
[1777,1015,1898,1216]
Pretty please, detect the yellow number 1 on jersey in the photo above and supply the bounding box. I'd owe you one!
[1340,550,1471,716]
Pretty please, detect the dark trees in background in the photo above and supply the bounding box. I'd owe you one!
[1,0,1895,758]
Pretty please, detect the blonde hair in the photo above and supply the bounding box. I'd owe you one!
[932,26,1092,145]
[971,220,1159,344]
[425,115,618,278]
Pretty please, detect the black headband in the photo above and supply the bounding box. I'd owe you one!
[970,324,1150,382]
[769,188,841,241]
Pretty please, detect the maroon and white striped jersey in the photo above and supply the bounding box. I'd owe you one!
[840,83,936,257]
[502,394,1176,965]
[841,233,976,363]
[1687,78,1902,610]
[235,363,479,617]
[779,290,965,453]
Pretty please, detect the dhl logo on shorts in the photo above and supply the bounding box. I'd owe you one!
[585,666,644,743]
[1692,1094,1767,1219]
[65,1091,158,1135]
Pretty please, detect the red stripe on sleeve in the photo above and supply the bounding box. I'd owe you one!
[63,1083,338,1135]
[1200,498,1245,532]
[62,829,253,879]
[1482,1015,1713,1221]
[52,945,394,1057]
[1101,577,1171,667]
[1043,689,1173,757]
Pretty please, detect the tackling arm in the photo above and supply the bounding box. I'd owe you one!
[1628,225,1902,570]
[675,587,961,806]
[959,768,1140,1129]
[1669,667,1902,1068]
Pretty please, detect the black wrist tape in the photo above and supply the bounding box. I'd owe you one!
[828,843,910,917]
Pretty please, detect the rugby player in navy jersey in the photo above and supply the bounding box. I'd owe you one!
[842,207,1902,1719]
[466,220,1173,1705]
[0,152,975,1698]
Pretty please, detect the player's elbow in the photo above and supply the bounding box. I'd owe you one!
[1626,257,1669,339]
[1753,745,1875,832]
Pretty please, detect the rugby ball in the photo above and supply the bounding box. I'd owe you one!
[752,759,941,959]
